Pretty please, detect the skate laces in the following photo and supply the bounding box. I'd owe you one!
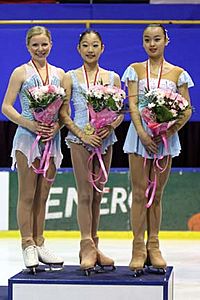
[24,246,37,259]
[38,245,62,261]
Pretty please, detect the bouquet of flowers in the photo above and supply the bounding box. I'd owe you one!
[26,84,66,182]
[86,84,125,112]
[84,84,126,192]
[27,84,66,124]
[141,88,189,137]
[84,84,126,133]
[141,88,190,208]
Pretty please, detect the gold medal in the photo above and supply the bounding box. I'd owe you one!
[83,123,95,135]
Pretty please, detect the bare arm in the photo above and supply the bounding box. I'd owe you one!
[111,73,124,129]
[166,83,192,138]
[128,80,158,154]
[98,73,124,139]
[1,66,35,131]
[42,67,66,142]
[59,72,102,148]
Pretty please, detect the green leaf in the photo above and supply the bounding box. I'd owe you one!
[154,106,174,123]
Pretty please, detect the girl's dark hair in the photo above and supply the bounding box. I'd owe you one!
[143,23,169,41]
[78,29,103,45]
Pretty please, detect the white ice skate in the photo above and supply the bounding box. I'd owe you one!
[36,245,64,271]
[23,245,39,274]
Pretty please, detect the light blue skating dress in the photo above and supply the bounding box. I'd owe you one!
[65,70,118,153]
[121,64,194,159]
[11,61,63,169]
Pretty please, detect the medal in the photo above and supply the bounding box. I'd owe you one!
[83,123,95,135]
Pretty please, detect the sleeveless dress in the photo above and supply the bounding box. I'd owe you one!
[65,70,118,154]
[121,63,194,159]
[11,61,63,170]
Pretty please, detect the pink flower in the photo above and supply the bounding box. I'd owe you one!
[164,90,173,99]
[26,85,66,110]
[85,84,126,112]
[47,85,56,93]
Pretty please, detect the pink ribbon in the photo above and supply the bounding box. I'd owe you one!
[87,105,117,192]
[142,108,173,208]
[29,135,55,183]
[87,147,108,193]
[28,98,63,183]
[145,172,157,209]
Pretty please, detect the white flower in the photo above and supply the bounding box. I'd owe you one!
[58,87,66,97]
[148,102,156,108]
[156,98,165,105]
[113,94,120,102]
[182,98,189,108]
[170,109,178,117]
[93,90,103,99]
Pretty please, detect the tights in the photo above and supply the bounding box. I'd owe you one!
[16,150,56,250]
[70,143,112,240]
[129,153,172,240]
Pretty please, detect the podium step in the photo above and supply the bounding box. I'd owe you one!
[8,265,174,300]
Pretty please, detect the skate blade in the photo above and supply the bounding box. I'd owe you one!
[146,265,166,274]
[22,265,38,275]
[81,267,96,276]
[44,263,64,272]
[96,264,116,273]
[131,268,144,277]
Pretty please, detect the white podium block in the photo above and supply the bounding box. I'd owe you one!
[8,265,174,300]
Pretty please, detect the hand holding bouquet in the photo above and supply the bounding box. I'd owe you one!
[26,84,66,182]
[141,88,189,138]
[84,84,126,134]
[84,84,126,192]
[141,88,190,208]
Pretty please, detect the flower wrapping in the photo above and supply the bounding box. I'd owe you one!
[141,88,190,208]
[141,88,189,151]
[89,105,118,130]
[26,85,66,182]
[141,106,175,151]
[84,84,126,192]
[33,97,63,125]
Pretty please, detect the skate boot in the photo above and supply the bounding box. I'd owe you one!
[146,239,166,274]
[129,241,147,277]
[36,245,64,271]
[23,245,39,274]
[79,239,97,276]
[93,236,115,271]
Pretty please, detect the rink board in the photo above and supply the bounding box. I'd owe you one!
[8,265,174,300]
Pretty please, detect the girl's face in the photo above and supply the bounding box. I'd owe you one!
[78,32,104,64]
[27,34,52,61]
[143,27,167,59]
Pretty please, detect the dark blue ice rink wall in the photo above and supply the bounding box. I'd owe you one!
[0,3,200,121]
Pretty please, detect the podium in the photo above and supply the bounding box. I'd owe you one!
[8,265,174,300]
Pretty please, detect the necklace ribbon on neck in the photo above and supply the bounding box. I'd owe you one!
[146,59,163,90]
[31,60,49,86]
[82,65,99,90]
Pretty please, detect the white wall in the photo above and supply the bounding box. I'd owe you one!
[0,171,9,230]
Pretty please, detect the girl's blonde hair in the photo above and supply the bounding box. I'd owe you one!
[26,26,52,45]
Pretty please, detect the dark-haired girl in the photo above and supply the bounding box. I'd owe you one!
[122,24,194,275]
[60,29,123,274]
